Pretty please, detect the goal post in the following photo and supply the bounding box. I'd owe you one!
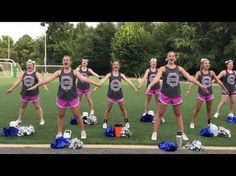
[0,58,21,78]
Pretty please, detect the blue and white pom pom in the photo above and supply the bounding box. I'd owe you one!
[68,138,84,149]
[185,140,204,151]
[120,127,132,138]
[217,126,231,138]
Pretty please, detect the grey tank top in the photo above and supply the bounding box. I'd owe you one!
[198,71,213,96]
[20,71,39,96]
[161,65,181,97]
[77,67,90,90]
[107,72,123,99]
[57,69,78,100]
[147,68,160,90]
[222,70,236,92]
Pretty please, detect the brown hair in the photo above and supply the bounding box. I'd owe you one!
[63,55,72,60]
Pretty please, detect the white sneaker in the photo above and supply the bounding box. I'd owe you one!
[143,112,147,116]
[40,119,45,125]
[228,113,234,117]
[182,132,189,141]
[151,132,157,141]
[56,132,63,138]
[125,122,130,129]
[90,110,94,115]
[81,130,86,139]
[102,123,107,129]
[16,119,22,124]
[214,112,219,118]
[160,118,165,124]
[190,123,195,129]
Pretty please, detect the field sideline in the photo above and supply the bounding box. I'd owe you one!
[0,77,235,147]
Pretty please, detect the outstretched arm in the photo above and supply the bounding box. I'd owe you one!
[147,67,164,91]
[75,71,100,87]
[36,72,49,91]
[7,74,23,94]
[121,73,138,93]
[28,70,60,91]
[92,73,110,92]
[179,67,209,94]
[137,69,149,89]
[212,70,225,83]
[88,68,101,79]
[185,72,199,96]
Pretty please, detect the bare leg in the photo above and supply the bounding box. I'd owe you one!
[71,106,85,131]
[144,94,152,114]
[191,99,203,124]
[57,108,66,133]
[85,93,94,112]
[104,101,113,120]
[215,95,228,114]
[32,101,44,122]
[229,94,236,115]
[206,99,213,124]
[17,102,28,121]
[153,103,168,133]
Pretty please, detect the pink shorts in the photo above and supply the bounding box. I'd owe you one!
[159,93,182,106]
[107,97,124,103]
[21,95,39,103]
[56,96,80,109]
[222,89,236,96]
[197,93,214,102]
[77,88,91,95]
[146,88,160,95]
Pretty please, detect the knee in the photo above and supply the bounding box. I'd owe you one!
[34,105,41,110]
[174,112,182,118]
[107,107,112,113]
[120,106,126,112]
[194,108,201,113]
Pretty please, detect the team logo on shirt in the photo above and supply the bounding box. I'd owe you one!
[227,75,235,85]
[61,76,73,91]
[23,75,35,87]
[201,76,212,88]
[80,73,88,84]
[166,73,179,88]
[110,79,121,92]
[149,73,156,82]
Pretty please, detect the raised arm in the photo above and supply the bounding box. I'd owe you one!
[147,66,164,91]
[6,73,23,94]
[121,73,138,93]
[88,68,101,79]
[36,72,49,91]
[179,66,209,94]
[211,71,228,94]
[137,69,149,89]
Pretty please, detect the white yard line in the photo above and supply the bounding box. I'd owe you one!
[0,144,236,150]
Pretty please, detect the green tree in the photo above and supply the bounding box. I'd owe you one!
[14,35,35,68]
[90,22,117,74]
[46,22,75,64]
[112,22,153,76]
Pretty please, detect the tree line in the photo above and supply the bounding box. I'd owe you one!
[1,22,236,76]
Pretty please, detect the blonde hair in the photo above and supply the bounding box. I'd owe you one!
[150,58,157,63]
[200,58,209,72]
[26,59,35,65]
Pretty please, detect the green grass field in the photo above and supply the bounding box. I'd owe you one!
[0,77,235,146]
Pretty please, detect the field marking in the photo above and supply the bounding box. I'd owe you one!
[0,144,236,150]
